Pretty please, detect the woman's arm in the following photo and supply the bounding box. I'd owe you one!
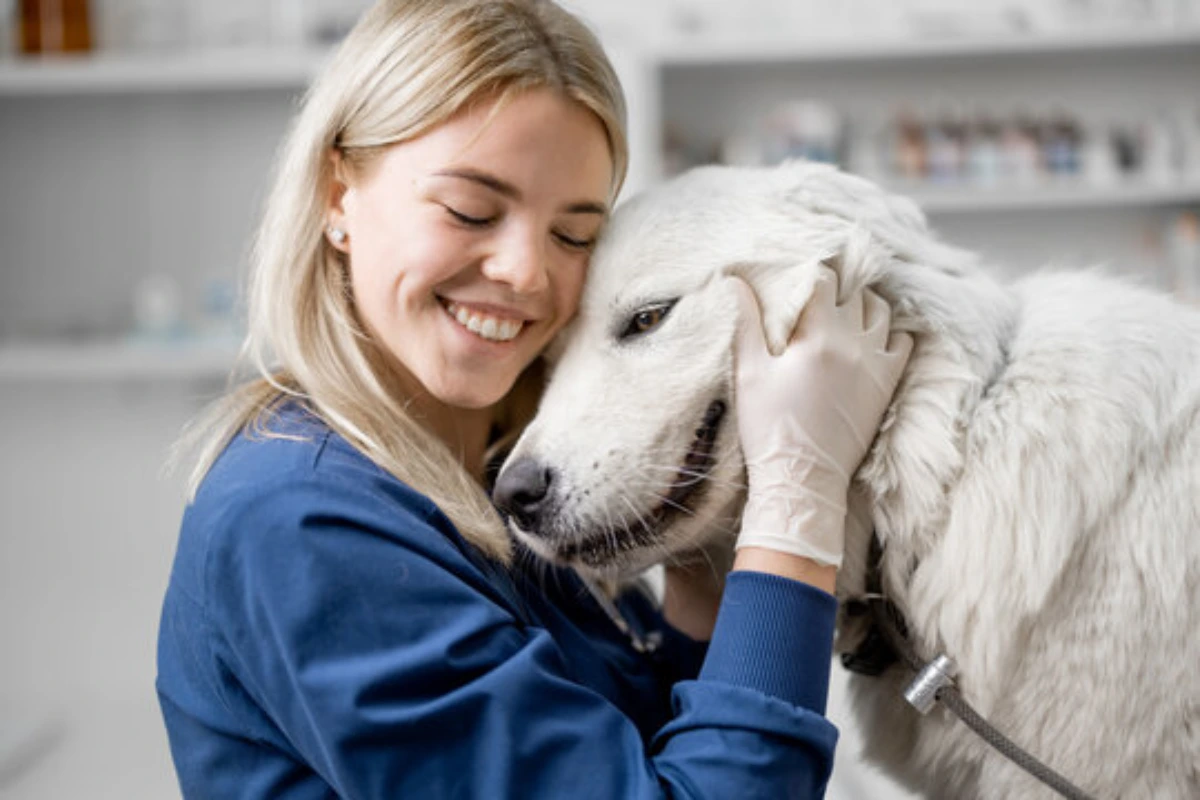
[178,471,838,799]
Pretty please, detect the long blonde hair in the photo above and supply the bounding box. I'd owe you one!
[176,0,628,563]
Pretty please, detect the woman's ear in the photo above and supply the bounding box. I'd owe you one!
[326,149,353,253]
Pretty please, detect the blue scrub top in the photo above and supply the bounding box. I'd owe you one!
[156,403,839,798]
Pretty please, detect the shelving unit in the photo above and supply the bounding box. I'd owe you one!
[0,340,240,382]
[0,47,328,95]
[642,23,1200,280]
[901,179,1200,214]
[1,26,1198,383]
[651,26,1200,65]
[0,49,301,386]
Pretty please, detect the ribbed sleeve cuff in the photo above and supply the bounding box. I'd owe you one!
[698,571,837,713]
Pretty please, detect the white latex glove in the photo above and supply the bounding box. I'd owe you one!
[732,269,913,568]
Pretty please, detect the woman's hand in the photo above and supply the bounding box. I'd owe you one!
[730,269,912,583]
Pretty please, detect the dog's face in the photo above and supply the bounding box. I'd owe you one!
[494,163,935,576]
[495,196,750,574]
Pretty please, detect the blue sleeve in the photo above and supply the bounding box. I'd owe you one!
[205,475,838,799]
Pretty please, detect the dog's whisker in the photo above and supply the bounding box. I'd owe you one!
[619,495,654,540]
[656,496,698,518]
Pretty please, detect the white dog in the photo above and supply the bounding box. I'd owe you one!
[494,161,1200,799]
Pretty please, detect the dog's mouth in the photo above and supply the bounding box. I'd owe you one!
[558,399,727,568]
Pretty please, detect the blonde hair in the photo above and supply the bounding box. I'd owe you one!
[176,0,628,563]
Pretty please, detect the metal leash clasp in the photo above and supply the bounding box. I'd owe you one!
[903,653,958,714]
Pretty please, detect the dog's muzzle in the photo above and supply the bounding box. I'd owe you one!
[494,399,728,567]
[492,457,556,534]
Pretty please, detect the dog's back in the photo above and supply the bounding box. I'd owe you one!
[858,269,1200,799]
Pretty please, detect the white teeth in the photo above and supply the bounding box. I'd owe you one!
[445,301,524,343]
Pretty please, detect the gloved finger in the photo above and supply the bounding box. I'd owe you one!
[793,267,839,339]
[843,282,866,332]
[732,278,771,363]
[862,288,893,348]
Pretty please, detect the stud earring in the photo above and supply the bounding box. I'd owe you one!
[327,226,347,246]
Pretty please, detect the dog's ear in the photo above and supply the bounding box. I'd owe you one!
[721,261,825,355]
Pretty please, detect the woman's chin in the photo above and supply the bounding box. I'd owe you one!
[430,375,515,411]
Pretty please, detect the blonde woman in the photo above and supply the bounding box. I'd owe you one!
[156,1,910,797]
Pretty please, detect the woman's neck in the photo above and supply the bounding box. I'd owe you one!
[410,395,494,483]
[368,345,496,483]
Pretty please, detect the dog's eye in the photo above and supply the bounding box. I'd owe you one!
[620,301,676,340]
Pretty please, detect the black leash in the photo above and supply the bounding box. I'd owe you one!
[843,537,1098,800]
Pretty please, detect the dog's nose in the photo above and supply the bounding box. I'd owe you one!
[493,457,555,532]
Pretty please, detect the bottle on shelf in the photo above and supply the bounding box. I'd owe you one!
[1082,120,1121,187]
[892,109,927,182]
[18,0,91,54]
[967,116,1003,187]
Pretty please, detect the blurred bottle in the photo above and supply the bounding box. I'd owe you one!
[195,274,241,344]
[1140,114,1178,186]
[927,112,967,185]
[1181,106,1200,182]
[1166,211,1200,303]
[19,0,92,53]
[1111,123,1143,179]
[847,120,886,180]
[131,273,184,342]
[1002,114,1043,185]
[1042,113,1082,181]
[1082,122,1121,187]
[892,110,927,183]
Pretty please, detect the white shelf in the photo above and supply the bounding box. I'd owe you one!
[0,340,241,381]
[1,27,1196,95]
[0,48,330,95]
[653,26,1200,66]
[899,179,1200,214]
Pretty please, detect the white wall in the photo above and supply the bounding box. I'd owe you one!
[0,381,219,798]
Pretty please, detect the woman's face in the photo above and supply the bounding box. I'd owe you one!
[331,88,613,411]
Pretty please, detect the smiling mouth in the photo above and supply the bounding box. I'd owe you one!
[442,299,527,343]
[557,399,727,566]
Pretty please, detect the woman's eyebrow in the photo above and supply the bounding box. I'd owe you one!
[434,168,517,198]
[432,168,608,216]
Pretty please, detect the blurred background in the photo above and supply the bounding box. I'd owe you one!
[0,0,1197,797]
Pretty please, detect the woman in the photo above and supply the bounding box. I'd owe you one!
[156,1,911,797]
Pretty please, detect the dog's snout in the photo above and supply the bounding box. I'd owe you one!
[493,457,556,532]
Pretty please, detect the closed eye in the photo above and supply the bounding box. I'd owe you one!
[553,231,596,252]
[619,300,678,340]
[444,205,496,227]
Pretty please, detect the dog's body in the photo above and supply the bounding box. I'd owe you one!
[496,162,1200,798]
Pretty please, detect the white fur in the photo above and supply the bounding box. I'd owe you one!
[501,161,1200,799]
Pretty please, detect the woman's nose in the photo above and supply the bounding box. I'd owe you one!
[481,227,550,294]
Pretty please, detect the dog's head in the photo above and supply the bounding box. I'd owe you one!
[494,161,979,578]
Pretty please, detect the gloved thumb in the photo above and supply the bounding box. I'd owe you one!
[731,278,771,363]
